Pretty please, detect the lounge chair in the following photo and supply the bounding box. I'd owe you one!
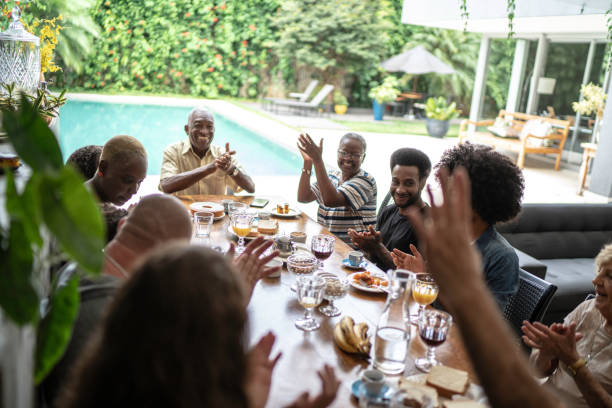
[265,84,334,116]
[288,80,319,102]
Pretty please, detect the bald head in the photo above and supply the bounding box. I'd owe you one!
[117,194,192,249]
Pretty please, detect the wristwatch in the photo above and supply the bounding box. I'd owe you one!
[567,358,586,376]
[230,166,240,177]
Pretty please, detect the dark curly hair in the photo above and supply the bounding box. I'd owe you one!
[100,203,128,243]
[390,148,431,180]
[66,145,102,180]
[435,143,524,225]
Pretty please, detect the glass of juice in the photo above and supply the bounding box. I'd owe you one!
[410,273,439,324]
[231,212,254,254]
[310,234,335,272]
[415,309,452,372]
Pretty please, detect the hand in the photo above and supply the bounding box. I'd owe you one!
[297,133,323,164]
[229,237,280,299]
[245,332,282,408]
[347,226,380,253]
[285,364,340,408]
[523,321,583,365]
[406,167,483,305]
[391,244,425,273]
[215,142,236,172]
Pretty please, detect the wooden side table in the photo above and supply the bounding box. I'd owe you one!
[578,142,598,195]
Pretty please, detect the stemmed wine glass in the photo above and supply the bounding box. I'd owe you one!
[295,275,326,331]
[231,211,254,254]
[310,234,335,272]
[415,309,453,372]
[410,273,439,324]
[317,273,349,317]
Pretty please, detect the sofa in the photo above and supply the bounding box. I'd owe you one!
[497,203,612,324]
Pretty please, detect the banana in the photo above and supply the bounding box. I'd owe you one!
[354,322,371,354]
[333,322,359,353]
[340,316,361,351]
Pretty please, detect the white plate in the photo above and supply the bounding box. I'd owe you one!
[226,225,277,241]
[400,374,489,406]
[347,272,389,293]
[270,208,301,218]
[190,201,224,216]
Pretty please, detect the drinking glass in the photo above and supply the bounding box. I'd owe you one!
[193,211,213,238]
[317,273,349,317]
[229,201,248,216]
[310,234,335,271]
[231,212,254,254]
[415,309,452,372]
[295,275,325,331]
[410,274,439,324]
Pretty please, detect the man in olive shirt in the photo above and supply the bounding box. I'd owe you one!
[160,107,255,195]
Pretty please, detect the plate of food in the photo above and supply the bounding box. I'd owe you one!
[348,271,389,293]
[189,202,225,221]
[270,207,301,218]
[227,221,279,241]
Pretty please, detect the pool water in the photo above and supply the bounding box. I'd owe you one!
[59,101,302,176]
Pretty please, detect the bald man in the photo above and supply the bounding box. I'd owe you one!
[159,107,255,195]
[40,195,276,405]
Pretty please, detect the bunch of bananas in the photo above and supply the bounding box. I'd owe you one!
[333,316,371,356]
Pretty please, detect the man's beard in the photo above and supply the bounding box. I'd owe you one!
[394,193,419,209]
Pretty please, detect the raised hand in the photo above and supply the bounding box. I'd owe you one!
[297,133,323,164]
[215,142,237,172]
[348,226,380,253]
[391,244,425,273]
[245,332,282,408]
[229,237,280,299]
[285,364,340,408]
[523,321,583,365]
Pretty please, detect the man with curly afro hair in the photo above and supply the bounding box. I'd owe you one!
[435,143,525,310]
[66,145,103,180]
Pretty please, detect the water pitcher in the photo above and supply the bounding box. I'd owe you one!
[373,269,414,374]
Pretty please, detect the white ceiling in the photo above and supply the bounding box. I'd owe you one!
[402,0,609,39]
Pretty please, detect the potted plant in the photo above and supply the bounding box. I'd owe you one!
[424,97,459,138]
[368,76,400,121]
[333,91,348,115]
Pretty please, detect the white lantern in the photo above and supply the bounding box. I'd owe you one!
[0,6,41,95]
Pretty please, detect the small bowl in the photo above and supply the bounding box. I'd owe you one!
[287,253,317,274]
[290,231,307,243]
[265,258,283,278]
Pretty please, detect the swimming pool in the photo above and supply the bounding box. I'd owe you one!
[59,100,302,176]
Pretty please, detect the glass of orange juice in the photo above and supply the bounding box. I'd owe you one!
[231,212,254,254]
[410,273,439,324]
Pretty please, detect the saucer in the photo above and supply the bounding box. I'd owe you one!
[350,379,392,400]
[342,258,367,270]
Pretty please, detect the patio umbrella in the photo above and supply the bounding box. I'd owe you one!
[381,45,454,90]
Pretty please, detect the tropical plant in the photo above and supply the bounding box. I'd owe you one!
[274,0,392,89]
[424,96,460,121]
[0,97,105,386]
[573,82,607,118]
[333,90,348,106]
[368,76,400,104]
[0,83,67,121]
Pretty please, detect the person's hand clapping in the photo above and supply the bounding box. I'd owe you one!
[406,167,483,307]
[228,237,280,300]
[348,226,380,253]
[391,244,425,273]
[246,332,282,408]
[285,364,340,408]
[215,142,237,172]
[522,321,583,365]
[297,133,323,164]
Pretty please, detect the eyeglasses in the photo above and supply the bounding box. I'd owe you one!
[337,150,364,159]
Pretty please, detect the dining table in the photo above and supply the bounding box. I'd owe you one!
[178,194,478,407]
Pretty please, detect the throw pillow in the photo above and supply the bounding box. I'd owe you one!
[520,119,553,147]
[487,117,519,138]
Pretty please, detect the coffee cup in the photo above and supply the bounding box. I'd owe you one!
[349,251,364,267]
[361,368,385,396]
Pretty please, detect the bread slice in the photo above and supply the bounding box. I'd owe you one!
[442,401,486,408]
[426,365,469,398]
[257,220,278,235]
[397,379,439,407]
[247,228,259,238]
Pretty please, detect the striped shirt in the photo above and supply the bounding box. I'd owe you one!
[311,168,377,245]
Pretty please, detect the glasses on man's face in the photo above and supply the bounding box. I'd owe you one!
[337,150,363,159]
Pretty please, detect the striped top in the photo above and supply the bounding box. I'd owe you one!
[311,168,377,245]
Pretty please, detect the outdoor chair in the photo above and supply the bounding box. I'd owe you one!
[288,80,319,102]
[503,269,557,341]
[265,84,334,116]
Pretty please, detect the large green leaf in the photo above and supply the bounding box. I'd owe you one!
[34,274,80,384]
[39,167,105,275]
[1,95,63,173]
[4,171,43,247]
[0,219,39,325]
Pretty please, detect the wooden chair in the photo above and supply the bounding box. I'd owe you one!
[578,142,598,195]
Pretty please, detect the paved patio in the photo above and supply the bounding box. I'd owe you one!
[68,94,610,220]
